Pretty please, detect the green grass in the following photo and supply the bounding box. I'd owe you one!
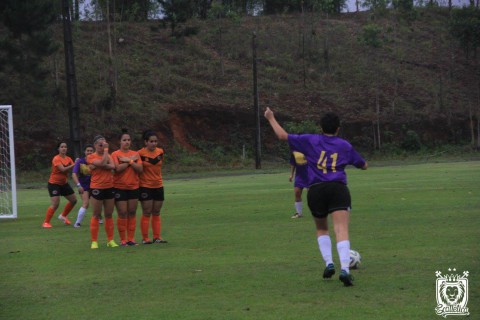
[1,161,479,319]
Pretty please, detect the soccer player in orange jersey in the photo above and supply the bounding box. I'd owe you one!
[111,130,143,246]
[42,142,77,228]
[138,130,168,244]
[87,135,118,249]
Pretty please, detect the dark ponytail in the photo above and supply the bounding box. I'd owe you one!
[142,129,157,142]
[119,128,130,140]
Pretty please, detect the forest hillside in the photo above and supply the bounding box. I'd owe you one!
[2,7,480,170]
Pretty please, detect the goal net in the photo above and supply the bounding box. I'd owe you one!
[0,105,17,219]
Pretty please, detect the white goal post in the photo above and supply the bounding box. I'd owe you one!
[0,105,17,219]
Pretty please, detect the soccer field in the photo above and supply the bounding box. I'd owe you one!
[1,161,479,319]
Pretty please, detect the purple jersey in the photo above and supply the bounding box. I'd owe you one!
[288,134,366,186]
[290,152,308,188]
[72,157,91,190]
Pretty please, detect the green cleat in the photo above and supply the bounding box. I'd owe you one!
[339,270,354,287]
[91,241,99,249]
[323,263,336,279]
[107,240,119,248]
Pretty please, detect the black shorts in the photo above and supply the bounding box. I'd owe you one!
[90,188,115,200]
[139,187,165,201]
[307,182,351,218]
[48,182,74,197]
[114,188,140,201]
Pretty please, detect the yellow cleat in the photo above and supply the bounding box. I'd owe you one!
[91,241,99,249]
[107,240,119,248]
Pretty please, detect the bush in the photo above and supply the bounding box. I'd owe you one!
[402,130,422,151]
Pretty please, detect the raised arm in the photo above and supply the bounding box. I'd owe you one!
[264,107,288,141]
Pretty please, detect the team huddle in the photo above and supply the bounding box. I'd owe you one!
[42,130,167,249]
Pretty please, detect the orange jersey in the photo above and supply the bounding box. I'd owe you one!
[111,149,142,190]
[87,153,114,189]
[138,147,164,188]
[48,155,74,185]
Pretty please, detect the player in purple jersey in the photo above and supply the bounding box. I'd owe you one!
[289,151,308,218]
[72,144,94,228]
[265,108,368,287]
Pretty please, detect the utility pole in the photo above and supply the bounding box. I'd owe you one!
[301,0,306,88]
[252,32,261,169]
[62,0,81,158]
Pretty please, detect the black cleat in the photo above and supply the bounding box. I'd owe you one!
[339,270,354,287]
[323,263,336,279]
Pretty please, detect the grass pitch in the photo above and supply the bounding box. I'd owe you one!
[1,161,479,319]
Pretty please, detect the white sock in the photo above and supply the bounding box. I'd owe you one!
[76,207,87,225]
[294,201,302,215]
[317,235,333,266]
[337,240,350,273]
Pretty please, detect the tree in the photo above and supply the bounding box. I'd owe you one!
[157,0,195,34]
[0,0,58,119]
[360,23,384,150]
[449,7,480,147]
[311,0,346,14]
[264,0,346,15]
[263,0,298,14]
[74,0,80,20]
[196,0,213,19]
[93,0,152,21]
[392,0,413,12]
[449,7,480,60]
[362,0,390,18]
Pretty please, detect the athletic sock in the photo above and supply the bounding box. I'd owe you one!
[337,240,351,273]
[317,235,333,266]
[75,207,87,225]
[141,215,150,240]
[152,215,161,239]
[127,216,136,242]
[61,201,75,217]
[44,207,55,223]
[117,218,127,242]
[294,201,303,214]
[90,217,99,242]
[105,217,115,241]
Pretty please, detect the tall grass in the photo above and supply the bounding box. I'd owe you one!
[1,161,479,319]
